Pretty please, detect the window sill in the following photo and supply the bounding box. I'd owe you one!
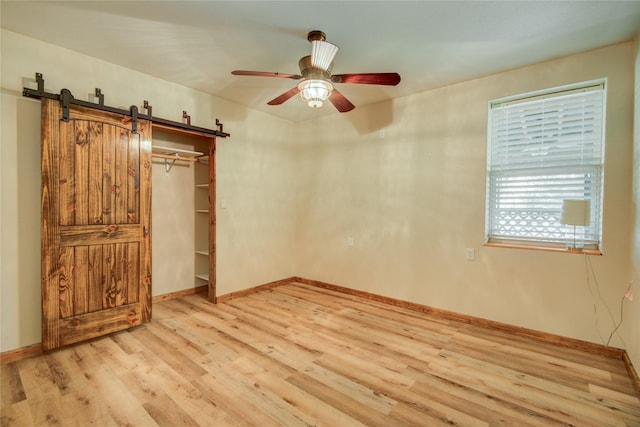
[484,242,602,256]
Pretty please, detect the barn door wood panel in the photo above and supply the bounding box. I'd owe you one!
[41,98,152,350]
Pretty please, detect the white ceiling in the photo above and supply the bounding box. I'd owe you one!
[2,1,640,122]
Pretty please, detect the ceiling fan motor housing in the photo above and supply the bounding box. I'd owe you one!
[298,56,332,79]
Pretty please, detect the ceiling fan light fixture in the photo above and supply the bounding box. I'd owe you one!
[298,79,333,108]
[311,40,339,71]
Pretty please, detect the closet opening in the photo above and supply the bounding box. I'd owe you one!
[151,126,216,303]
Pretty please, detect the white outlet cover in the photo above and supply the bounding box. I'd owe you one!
[466,248,475,261]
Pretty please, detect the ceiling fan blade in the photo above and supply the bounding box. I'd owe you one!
[331,73,401,86]
[267,86,301,105]
[328,89,355,113]
[232,70,303,79]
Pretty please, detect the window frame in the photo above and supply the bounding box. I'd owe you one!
[484,79,607,254]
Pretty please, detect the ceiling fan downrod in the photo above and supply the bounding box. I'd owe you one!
[307,30,326,43]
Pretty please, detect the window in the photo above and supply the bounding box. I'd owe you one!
[485,81,606,251]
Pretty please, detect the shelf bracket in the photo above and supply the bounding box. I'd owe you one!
[164,155,179,174]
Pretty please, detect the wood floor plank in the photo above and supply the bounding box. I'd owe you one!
[0,399,34,427]
[408,370,567,427]
[217,357,320,427]
[243,368,371,427]
[430,350,636,426]
[189,309,320,374]
[589,383,640,406]
[286,372,405,427]
[137,362,229,425]
[313,352,493,426]
[89,334,150,375]
[44,351,87,396]
[59,385,117,426]
[437,346,640,424]
[2,282,639,426]
[462,323,629,374]
[191,373,283,427]
[293,362,398,416]
[108,328,148,355]
[446,330,634,395]
[144,319,209,359]
[142,392,200,427]
[390,401,468,427]
[67,342,106,371]
[128,327,208,380]
[0,363,26,405]
[391,394,490,427]
[25,391,68,426]
[82,362,159,426]
[14,359,61,401]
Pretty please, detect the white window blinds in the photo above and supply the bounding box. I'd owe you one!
[486,83,605,249]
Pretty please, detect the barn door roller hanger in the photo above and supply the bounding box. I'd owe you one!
[22,72,230,138]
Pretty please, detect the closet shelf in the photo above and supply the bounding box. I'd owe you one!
[151,145,204,162]
[152,145,206,173]
[194,157,212,299]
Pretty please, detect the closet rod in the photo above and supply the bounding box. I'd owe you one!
[151,146,205,173]
[151,153,203,162]
[22,72,230,138]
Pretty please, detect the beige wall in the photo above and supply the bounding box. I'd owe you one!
[297,42,636,351]
[215,102,298,292]
[0,30,297,351]
[1,28,637,368]
[628,35,640,373]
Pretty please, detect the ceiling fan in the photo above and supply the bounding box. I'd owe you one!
[231,30,401,113]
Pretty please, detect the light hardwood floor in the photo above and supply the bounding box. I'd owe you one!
[2,282,639,426]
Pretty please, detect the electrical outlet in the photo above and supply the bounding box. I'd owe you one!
[466,248,475,261]
[347,237,354,247]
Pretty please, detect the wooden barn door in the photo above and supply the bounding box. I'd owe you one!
[41,99,152,350]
